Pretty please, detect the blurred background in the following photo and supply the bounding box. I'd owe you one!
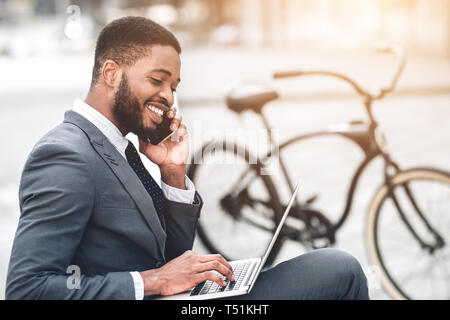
[0,0,449,300]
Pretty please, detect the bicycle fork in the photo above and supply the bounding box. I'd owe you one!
[383,158,445,254]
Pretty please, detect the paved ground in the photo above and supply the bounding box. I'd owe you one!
[0,46,449,300]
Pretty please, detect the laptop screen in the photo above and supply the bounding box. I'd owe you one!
[255,183,299,274]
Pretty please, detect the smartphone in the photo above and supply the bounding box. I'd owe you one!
[146,109,176,145]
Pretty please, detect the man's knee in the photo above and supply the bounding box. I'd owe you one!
[289,248,369,299]
[319,248,369,299]
[249,248,369,299]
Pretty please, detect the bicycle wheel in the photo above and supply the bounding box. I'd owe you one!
[187,141,284,263]
[366,167,450,300]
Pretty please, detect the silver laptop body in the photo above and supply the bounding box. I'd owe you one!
[156,183,299,300]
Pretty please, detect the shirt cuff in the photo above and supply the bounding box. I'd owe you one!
[129,271,144,300]
[161,175,196,204]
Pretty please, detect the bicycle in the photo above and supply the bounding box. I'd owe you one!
[187,45,450,300]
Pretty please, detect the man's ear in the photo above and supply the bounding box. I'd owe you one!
[101,60,121,88]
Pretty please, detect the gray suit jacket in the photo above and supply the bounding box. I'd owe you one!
[6,111,203,299]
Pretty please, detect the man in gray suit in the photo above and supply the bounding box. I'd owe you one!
[6,17,369,300]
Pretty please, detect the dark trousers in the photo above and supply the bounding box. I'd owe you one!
[229,248,370,300]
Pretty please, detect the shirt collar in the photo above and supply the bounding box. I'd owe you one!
[72,99,129,158]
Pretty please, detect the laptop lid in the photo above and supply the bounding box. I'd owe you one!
[248,182,299,291]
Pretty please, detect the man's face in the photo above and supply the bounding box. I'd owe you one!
[112,45,181,141]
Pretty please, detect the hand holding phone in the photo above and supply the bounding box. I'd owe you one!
[139,93,189,176]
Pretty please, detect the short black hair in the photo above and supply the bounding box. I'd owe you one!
[91,16,181,86]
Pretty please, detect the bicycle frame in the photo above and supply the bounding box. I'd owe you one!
[258,109,393,234]
[258,44,411,235]
[258,106,443,249]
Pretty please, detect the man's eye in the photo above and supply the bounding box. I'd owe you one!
[151,78,162,84]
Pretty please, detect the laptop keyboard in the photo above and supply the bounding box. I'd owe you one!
[190,260,254,296]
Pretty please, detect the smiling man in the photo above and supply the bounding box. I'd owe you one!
[6,16,369,300]
[6,16,234,300]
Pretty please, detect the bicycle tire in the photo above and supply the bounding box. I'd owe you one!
[187,141,284,265]
[366,167,450,300]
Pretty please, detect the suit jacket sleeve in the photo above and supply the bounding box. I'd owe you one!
[164,191,203,261]
[6,142,135,300]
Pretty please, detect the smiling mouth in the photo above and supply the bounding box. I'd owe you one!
[147,104,164,117]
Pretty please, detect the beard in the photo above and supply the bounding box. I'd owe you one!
[112,74,158,142]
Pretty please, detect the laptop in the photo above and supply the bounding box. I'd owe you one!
[156,182,299,300]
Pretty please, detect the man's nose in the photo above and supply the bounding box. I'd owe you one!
[158,87,173,107]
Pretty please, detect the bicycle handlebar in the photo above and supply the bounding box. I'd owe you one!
[273,44,406,100]
[273,69,369,97]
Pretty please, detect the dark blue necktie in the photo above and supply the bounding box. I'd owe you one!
[125,141,165,229]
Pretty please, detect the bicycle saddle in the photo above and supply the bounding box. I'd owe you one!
[226,83,279,114]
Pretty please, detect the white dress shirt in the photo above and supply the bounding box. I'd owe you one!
[72,99,196,299]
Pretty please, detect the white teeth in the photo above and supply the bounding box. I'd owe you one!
[148,105,163,116]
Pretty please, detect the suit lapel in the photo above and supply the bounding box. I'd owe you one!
[63,111,167,256]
